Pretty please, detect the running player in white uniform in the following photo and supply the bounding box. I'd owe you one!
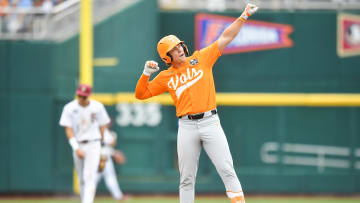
[96,123,128,201]
[135,4,258,203]
[59,84,110,203]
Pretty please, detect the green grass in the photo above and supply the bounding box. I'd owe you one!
[0,196,360,203]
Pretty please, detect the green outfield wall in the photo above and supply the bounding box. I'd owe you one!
[0,1,359,194]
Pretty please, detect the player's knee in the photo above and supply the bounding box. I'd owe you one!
[80,178,85,186]
[219,164,236,178]
[179,176,195,190]
[105,177,117,187]
[83,172,95,184]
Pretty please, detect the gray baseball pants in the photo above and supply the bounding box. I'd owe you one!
[73,140,101,203]
[177,113,243,203]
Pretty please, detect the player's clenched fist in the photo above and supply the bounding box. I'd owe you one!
[143,60,160,76]
[240,3,258,21]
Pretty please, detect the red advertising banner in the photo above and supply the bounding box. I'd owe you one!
[337,13,360,57]
[195,13,294,54]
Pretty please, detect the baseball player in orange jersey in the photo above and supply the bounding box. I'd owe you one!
[135,3,258,203]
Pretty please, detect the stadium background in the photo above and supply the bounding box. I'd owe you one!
[0,0,360,199]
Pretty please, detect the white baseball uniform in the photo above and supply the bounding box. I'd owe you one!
[59,99,110,203]
[96,128,124,200]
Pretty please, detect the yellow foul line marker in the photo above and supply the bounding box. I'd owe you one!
[90,93,360,107]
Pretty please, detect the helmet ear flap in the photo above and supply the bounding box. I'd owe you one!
[181,43,189,56]
[164,53,173,65]
[161,57,168,63]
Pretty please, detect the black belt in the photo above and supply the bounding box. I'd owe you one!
[179,109,217,120]
[79,139,100,144]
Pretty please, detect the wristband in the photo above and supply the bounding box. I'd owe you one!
[239,17,247,22]
[69,137,79,151]
[143,69,151,76]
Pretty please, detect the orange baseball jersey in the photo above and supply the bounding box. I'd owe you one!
[135,41,221,117]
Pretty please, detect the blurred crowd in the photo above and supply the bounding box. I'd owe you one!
[0,0,67,34]
[1,0,360,36]
[0,0,65,12]
[159,0,360,11]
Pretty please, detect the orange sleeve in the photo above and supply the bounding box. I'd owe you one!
[198,41,222,69]
[135,74,167,100]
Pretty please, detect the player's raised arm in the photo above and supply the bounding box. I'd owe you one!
[135,60,160,100]
[217,3,258,53]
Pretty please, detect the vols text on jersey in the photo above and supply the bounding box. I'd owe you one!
[136,41,221,116]
[167,67,204,99]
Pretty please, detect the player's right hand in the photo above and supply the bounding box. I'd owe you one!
[143,60,160,76]
[76,149,85,159]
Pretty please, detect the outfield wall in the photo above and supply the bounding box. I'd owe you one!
[0,1,359,194]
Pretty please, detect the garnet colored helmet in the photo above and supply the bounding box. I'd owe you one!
[76,84,92,97]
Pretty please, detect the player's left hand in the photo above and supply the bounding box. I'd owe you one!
[113,150,126,164]
[240,3,258,21]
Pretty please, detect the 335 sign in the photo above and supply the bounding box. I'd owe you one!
[115,102,162,127]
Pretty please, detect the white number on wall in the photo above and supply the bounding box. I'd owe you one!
[115,102,162,127]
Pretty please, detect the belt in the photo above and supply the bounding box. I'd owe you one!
[179,109,217,120]
[79,139,100,144]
